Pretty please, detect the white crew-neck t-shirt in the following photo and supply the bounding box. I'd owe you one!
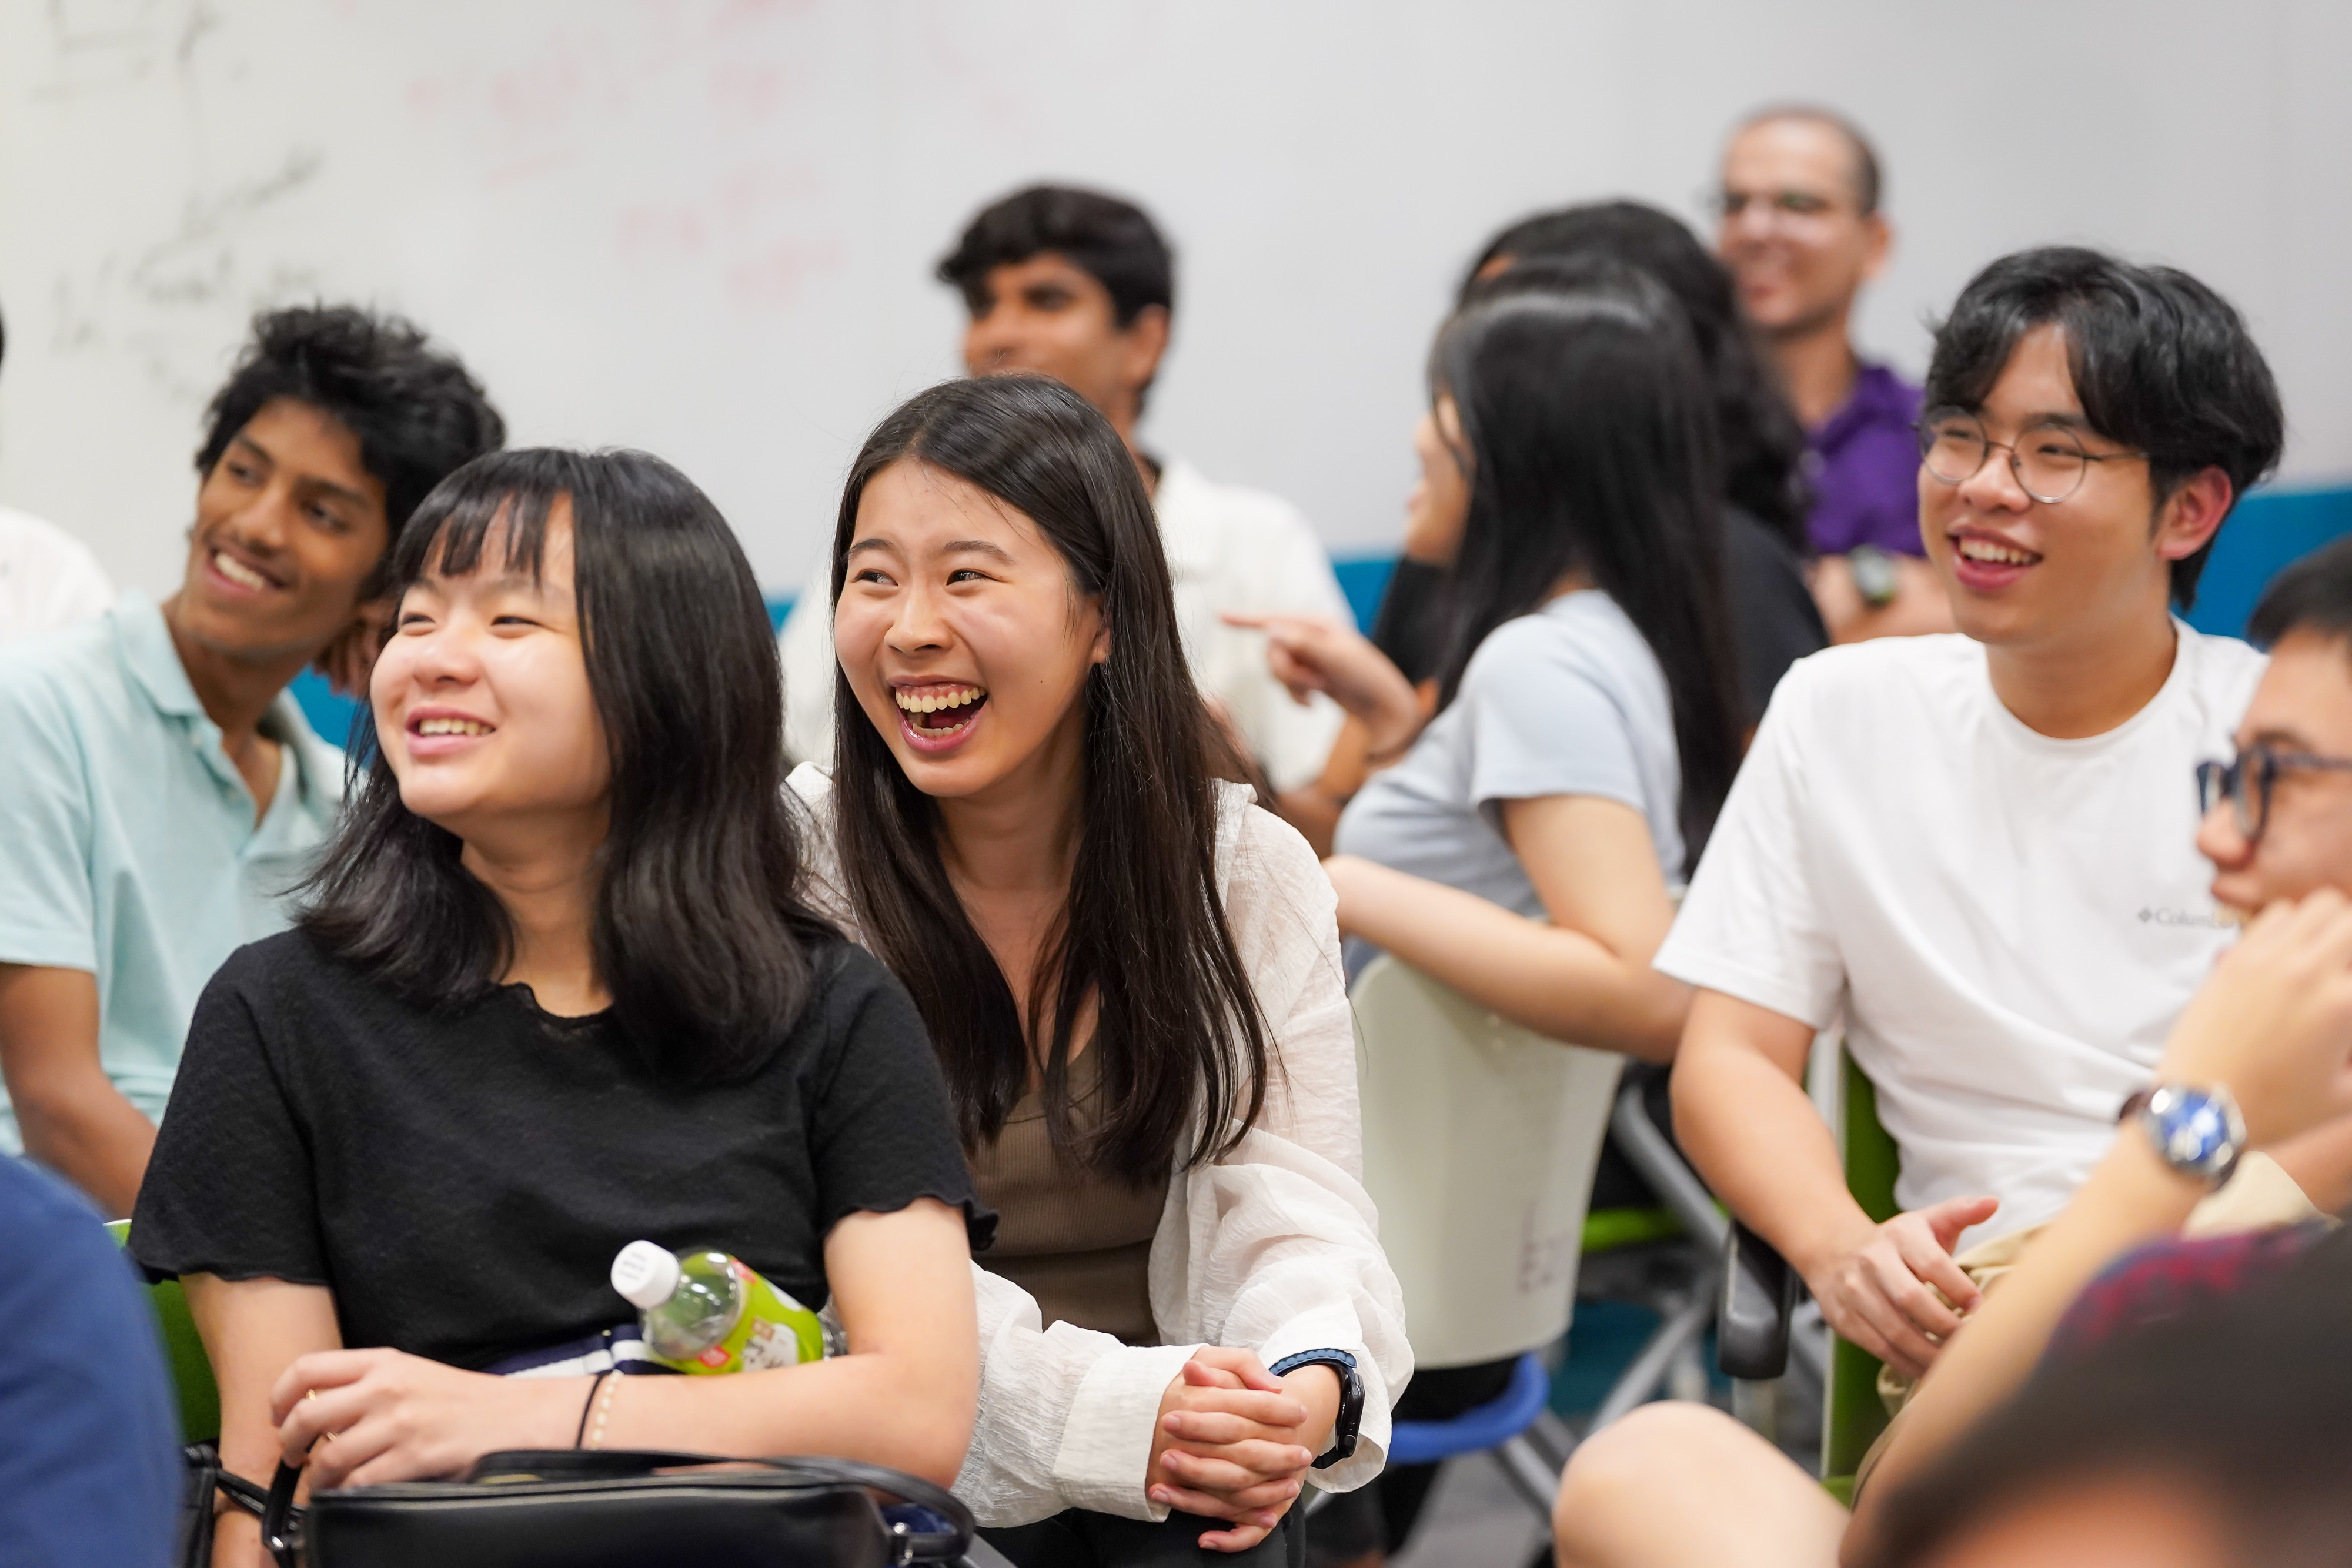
[1655,625,2264,1248]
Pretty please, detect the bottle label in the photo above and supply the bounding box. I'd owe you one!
[654,1257,828,1375]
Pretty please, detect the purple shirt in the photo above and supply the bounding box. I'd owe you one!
[1805,361,1924,557]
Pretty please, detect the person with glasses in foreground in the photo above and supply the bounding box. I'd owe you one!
[1715,106,1952,644]
[1548,535,2352,1568]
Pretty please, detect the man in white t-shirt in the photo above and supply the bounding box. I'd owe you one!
[0,505,113,644]
[1659,248,2295,1382]
[779,185,1349,787]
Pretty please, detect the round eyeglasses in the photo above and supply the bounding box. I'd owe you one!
[2196,744,2352,845]
[1917,407,2147,505]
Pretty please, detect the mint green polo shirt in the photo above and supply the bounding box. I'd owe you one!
[0,591,345,1151]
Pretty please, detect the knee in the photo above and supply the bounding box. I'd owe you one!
[1553,1403,1758,1559]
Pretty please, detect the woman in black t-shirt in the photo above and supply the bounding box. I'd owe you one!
[132,449,989,1565]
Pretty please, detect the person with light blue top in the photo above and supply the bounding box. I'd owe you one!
[0,305,502,1218]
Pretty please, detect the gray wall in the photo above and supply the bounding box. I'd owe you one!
[4,0,2346,596]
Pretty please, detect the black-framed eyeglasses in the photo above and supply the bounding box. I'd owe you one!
[2196,744,2352,845]
[1916,407,2147,505]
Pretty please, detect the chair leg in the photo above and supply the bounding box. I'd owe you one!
[1588,1269,1720,1433]
[1491,1433,1564,1518]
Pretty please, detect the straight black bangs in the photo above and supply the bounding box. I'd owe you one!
[389,463,559,597]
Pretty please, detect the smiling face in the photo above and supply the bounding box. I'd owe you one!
[833,459,1108,807]
[960,253,1168,439]
[2199,630,2352,917]
[370,499,610,846]
[1716,116,1887,342]
[172,396,392,663]
[1919,324,2219,658]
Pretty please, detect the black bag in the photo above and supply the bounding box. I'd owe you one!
[259,1449,975,1568]
[181,1443,274,1568]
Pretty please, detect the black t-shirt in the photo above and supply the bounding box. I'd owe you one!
[131,930,990,1372]
[1370,558,1455,688]
[1723,507,1829,730]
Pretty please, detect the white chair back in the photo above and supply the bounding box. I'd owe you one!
[1352,955,1625,1368]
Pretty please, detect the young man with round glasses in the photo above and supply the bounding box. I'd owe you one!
[1545,534,2352,1568]
[1657,246,2328,1400]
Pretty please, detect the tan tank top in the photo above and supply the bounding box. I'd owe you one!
[969,1049,1165,1347]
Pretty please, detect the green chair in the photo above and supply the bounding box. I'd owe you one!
[1820,1056,1899,1503]
[1718,1052,1900,1503]
[106,1219,220,1443]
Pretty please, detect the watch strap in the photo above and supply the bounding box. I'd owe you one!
[1266,1349,1363,1469]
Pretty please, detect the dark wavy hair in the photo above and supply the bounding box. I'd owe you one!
[1432,269,1744,872]
[825,376,1271,1186]
[1462,202,1810,553]
[301,447,834,1082]
[1925,246,2283,611]
[197,305,505,585]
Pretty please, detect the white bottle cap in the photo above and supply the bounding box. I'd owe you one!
[611,1240,681,1309]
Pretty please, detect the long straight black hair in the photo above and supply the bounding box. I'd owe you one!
[1432,268,1745,872]
[827,375,1272,1186]
[302,447,835,1081]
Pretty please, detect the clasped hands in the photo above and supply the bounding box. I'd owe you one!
[1148,1346,1341,1553]
[1803,888,2352,1380]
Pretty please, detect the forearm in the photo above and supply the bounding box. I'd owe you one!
[600,1349,976,1486]
[1671,1036,1869,1269]
[1849,1137,2200,1541]
[15,1078,155,1219]
[1339,861,1686,1060]
[0,964,151,1216]
[1817,556,1954,645]
[2264,1115,2352,1216]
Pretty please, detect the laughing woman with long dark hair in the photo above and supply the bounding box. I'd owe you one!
[791,375,1409,1566]
[131,449,989,1567]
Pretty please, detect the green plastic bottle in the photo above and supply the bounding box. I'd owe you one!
[609,1240,841,1374]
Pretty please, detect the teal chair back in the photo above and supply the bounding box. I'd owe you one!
[107,1219,220,1443]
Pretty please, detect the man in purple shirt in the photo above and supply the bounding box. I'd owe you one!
[1718,105,1954,643]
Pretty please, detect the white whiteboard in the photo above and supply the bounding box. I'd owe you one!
[5,0,2348,599]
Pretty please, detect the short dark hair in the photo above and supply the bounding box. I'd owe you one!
[1733,104,1884,216]
[2249,534,2352,651]
[1461,202,1811,554]
[195,305,505,552]
[302,448,834,1084]
[1862,1228,2352,1568]
[936,185,1174,328]
[1924,247,2284,611]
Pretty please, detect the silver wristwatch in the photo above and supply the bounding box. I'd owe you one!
[2118,1082,2247,1188]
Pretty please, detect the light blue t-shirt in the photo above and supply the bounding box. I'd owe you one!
[0,592,344,1151]
[1335,590,1684,929]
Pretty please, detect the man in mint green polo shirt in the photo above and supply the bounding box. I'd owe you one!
[0,305,502,1216]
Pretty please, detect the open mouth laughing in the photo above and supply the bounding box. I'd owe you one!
[893,682,989,745]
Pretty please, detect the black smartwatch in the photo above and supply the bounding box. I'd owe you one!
[1267,1349,1364,1469]
[1849,544,1900,610]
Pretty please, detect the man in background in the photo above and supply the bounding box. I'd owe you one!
[780,185,1351,787]
[0,304,502,1216]
[1716,106,1952,643]
[0,303,114,642]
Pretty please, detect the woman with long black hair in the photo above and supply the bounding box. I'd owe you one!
[132,449,989,1566]
[1307,265,1745,1057]
[793,374,1408,1566]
